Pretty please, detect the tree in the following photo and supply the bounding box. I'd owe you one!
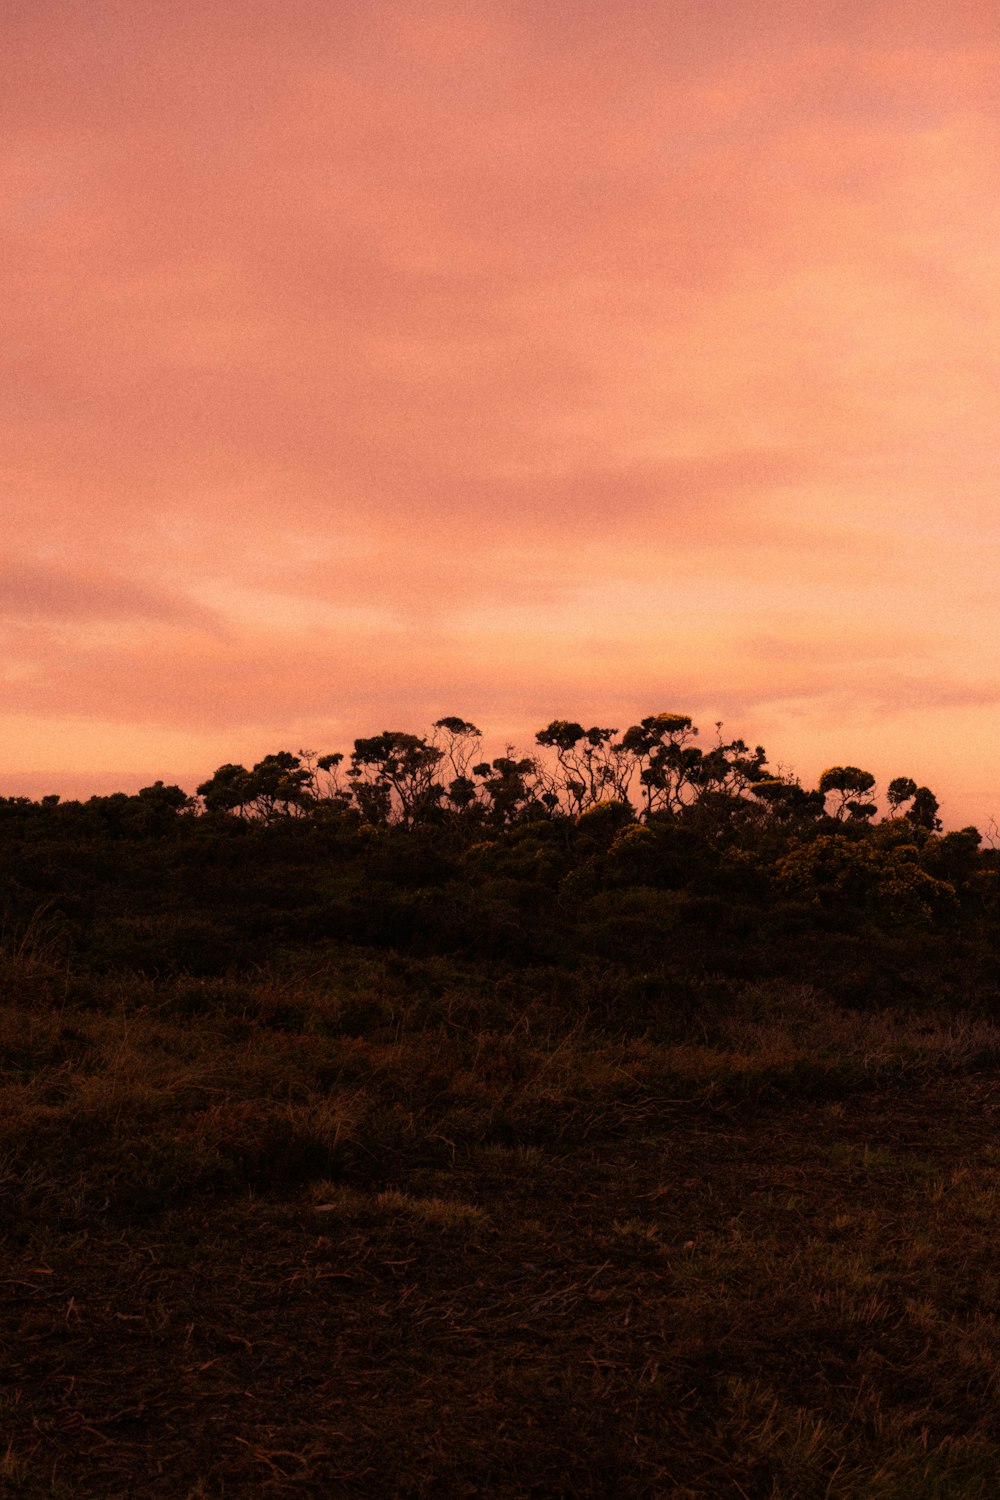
[349,732,445,825]
[433,718,485,815]
[138,780,192,812]
[473,754,551,825]
[619,713,698,816]
[818,766,877,821]
[247,752,314,819]
[886,776,918,816]
[433,717,482,778]
[685,729,771,806]
[907,785,942,832]
[535,721,630,814]
[883,776,942,833]
[749,778,825,822]
[196,753,312,821]
[307,751,354,813]
[197,763,254,817]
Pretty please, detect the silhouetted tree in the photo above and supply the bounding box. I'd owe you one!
[197,763,255,817]
[818,766,877,821]
[248,752,314,819]
[349,732,445,825]
[749,778,826,823]
[620,713,699,816]
[535,721,631,814]
[196,754,312,821]
[433,717,482,778]
[887,777,918,816]
[473,754,551,825]
[433,718,486,817]
[907,785,942,832]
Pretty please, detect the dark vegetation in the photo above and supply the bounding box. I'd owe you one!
[3,712,1000,1496]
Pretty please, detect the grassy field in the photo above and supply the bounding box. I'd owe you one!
[4,940,1000,1499]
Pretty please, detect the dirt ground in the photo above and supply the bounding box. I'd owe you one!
[6,1073,1000,1498]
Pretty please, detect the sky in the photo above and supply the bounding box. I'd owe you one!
[3,0,1000,826]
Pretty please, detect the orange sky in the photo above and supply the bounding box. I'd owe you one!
[4,0,1000,825]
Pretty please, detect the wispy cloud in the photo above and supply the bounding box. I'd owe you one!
[0,563,222,629]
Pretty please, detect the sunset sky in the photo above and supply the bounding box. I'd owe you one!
[4,0,1000,826]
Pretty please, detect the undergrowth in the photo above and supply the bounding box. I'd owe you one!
[5,959,1000,1496]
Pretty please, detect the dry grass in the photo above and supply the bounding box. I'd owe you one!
[4,967,1000,1495]
[717,981,1000,1072]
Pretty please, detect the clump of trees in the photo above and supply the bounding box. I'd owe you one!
[0,711,970,859]
[1,710,996,1005]
[188,712,950,840]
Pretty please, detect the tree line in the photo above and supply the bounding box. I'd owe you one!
[185,713,946,834]
[1,710,998,1010]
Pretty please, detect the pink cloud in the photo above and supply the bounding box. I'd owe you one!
[3,1,1000,820]
[0,562,221,627]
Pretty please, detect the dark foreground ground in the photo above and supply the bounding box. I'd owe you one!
[6,1008,1000,1499]
[5,749,1000,1493]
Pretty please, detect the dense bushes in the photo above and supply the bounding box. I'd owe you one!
[1,711,998,1008]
